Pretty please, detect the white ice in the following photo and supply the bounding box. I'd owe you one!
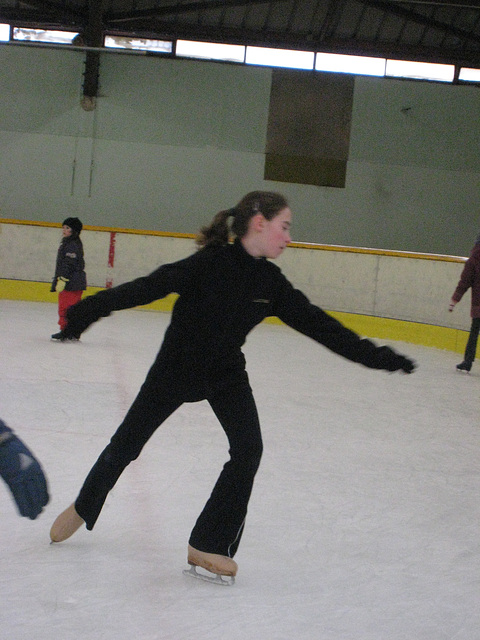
[0,299,478,640]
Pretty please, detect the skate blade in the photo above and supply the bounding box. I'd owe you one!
[183,564,235,586]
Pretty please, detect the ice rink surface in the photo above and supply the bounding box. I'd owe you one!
[0,299,478,640]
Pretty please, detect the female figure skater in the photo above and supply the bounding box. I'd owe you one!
[50,191,415,583]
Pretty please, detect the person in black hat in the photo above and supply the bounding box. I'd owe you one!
[50,217,87,341]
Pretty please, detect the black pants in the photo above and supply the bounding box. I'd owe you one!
[75,375,263,558]
[464,317,480,365]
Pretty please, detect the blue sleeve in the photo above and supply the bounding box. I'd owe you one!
[0,420,49,519]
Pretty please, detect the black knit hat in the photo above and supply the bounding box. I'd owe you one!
[62,217,83,235]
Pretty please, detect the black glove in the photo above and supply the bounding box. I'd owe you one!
[0,420,49,519]
[374,346,416,374]
[399,358,416,374]
[50,278,57,293]
[386,353,416,374]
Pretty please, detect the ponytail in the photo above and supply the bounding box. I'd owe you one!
[196,209,234,248]
[196,191,289,249]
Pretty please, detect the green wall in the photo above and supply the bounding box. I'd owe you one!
[0,43,479,255]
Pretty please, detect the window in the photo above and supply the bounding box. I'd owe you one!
[458,67,480,83]
[316,52,385,77]
[0,25,477,87]
[176,40,244,62]
[12,28,78,44]
[0,23,9,42]
[104,35,172,53]
[246,46,314,70]
[386,59,454,82]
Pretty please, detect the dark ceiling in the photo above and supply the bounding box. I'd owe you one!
[2,0,480,69]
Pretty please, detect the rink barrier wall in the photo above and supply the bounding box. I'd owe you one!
[0,219,474,356]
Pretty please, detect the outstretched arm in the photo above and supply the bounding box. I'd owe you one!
[274,279,416,374]
[63,256,193,338]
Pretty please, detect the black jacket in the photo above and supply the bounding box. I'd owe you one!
[65,240,413,400]
[52,235,87,292]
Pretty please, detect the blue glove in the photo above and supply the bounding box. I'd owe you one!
[0,420,49,519]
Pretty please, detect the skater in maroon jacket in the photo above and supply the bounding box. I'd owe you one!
[449,232,480,372]
[50,191,416,584]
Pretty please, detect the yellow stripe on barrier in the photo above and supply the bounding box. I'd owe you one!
[263,312,468,353]
[0,280,469,355]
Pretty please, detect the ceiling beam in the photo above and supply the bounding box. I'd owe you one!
[106,0,289,23]
[385,1,480,7]
[358,0,480,45]
[4,0,85,21]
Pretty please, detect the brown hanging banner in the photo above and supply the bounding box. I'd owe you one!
[265,69,354,188]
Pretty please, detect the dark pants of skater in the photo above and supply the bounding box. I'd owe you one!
[464,318,480,366]
[75,377,263,558]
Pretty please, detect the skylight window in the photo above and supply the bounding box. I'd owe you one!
[458,67,480,82]
[0,22,476,87]
[12,28,78,44]
[0,23,9,41]
[105,35,172,53]
[246,46,314,70]
[176,40,244,62]
[386,59,455,83]
[316,52,386,77]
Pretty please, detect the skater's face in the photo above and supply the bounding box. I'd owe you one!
[243,207,292,259]
[62,225,73,238]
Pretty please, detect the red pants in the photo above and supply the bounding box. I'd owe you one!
[58,290,83,330]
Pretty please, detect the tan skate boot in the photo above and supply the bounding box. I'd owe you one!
[50,503,85,542]
[184,545,238,585]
